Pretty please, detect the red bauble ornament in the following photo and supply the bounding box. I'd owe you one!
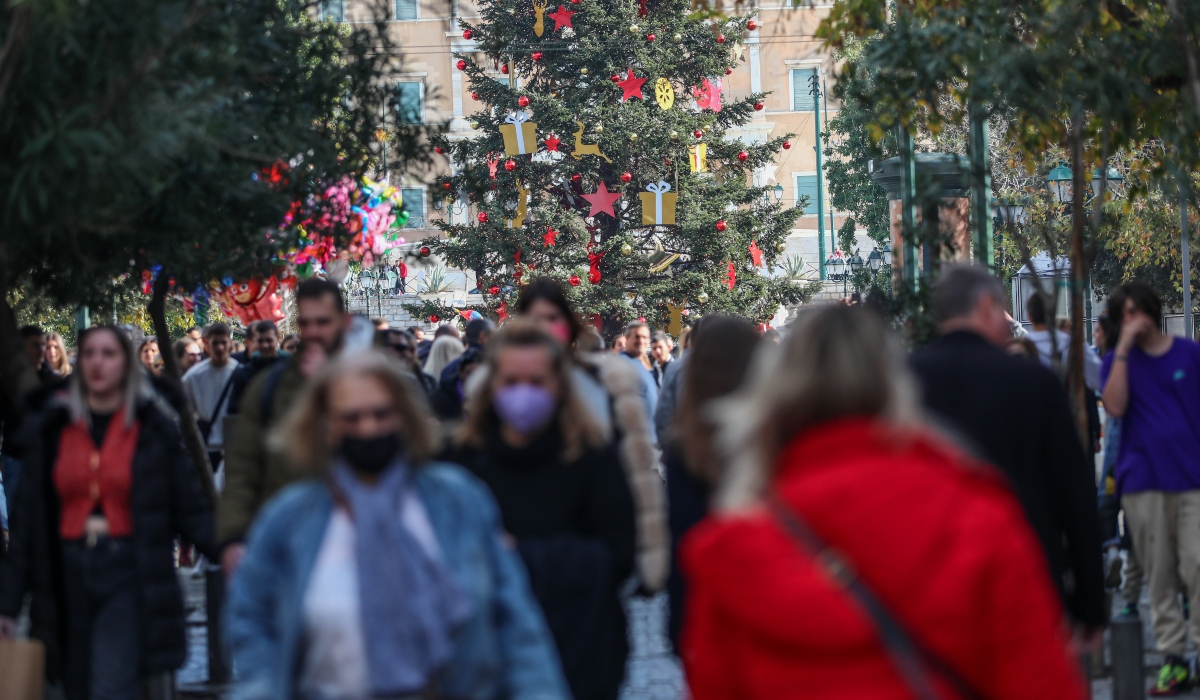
[715,220,727,232]
[754,102,764,111]
[571,0,580,4]
[693,129,703,138]
[430,314,440,323]
[478,212,489,223]
[568,274,581,287]
[505,159,516,171]
[501,64,509,74]
[532,51,543,61]
[737,150,749,161]
[489,285,500,295]
[462,29,473,39]
[571,173,582,182]
[456,59,467,70]
[663,158,671,165]
[442,182,453,189]
[646,33,656,42]
[620,172,632,183]
[434,146,444,154]
[610,75,621,82]
[471,92,480,101]
[782,141,792,150]
[725,67,733,75]
[518,95,530,107]
[747,19,757,30]
[716,34,726,43]
[420,246,431,257]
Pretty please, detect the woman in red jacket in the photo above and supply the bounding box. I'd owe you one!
[681,305,1087,700]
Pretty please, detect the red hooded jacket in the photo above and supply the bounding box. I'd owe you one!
[681,418,1086,700]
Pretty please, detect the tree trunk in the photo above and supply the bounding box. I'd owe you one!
[148,274,219,506]
[1067,111,1090,450]
[0,247,39,413]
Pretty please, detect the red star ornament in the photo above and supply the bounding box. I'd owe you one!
[544,134,561,152]
[582,181,622,218]
[749,240,763,267]
[617,70,648,102]
[547,5,575,31]
[543,227,558,247]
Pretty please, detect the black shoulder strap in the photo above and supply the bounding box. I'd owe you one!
[767,495,984,700]
[260,360,290,426]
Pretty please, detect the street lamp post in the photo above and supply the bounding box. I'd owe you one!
[847,249,864,297]
[811,73,827,281]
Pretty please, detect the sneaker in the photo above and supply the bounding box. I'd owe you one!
[1105,551,1124,589]
[1149,657,1193,696]
[1118,603,1139,618]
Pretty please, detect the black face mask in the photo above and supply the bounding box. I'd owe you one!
[338,433,402,475]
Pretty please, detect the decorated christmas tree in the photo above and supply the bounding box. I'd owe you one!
[414,0,810,335]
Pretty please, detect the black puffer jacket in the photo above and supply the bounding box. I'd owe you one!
[0,391,216,680]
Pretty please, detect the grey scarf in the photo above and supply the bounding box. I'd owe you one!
[333,461,473,696]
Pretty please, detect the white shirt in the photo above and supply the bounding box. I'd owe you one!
[181,358,240,449]
[297,493,440,700]
[1026,328,1102,391]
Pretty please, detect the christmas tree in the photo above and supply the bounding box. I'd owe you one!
[414,0,811,335]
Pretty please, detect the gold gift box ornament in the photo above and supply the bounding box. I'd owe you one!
[640,181,677,225]
[500,111,537,156]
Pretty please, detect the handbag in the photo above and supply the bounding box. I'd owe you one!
[766,495,984,700]
[0,637,45,700]
[197,374,236,445]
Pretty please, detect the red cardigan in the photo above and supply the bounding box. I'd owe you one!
[54,410,139,538]
[681,418,1086,700]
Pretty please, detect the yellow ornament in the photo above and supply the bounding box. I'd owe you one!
[701,124,711,134]
[688,143,707,172]
[580,67,589,75]
[571,121,612,163]
[629,24,640,33]
[776,242,786,252]
[621,243,633,255]
[654,78,675,110]
[673,33,682,42]
[469,120,480,129]
[629,133,639,141]
[593,123,604,133]
[697,291,709,304]
[532,0,547,36]
[665,303,684,337]
[669,130,679,140]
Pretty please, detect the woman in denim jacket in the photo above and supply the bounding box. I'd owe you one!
[225,350,569,700]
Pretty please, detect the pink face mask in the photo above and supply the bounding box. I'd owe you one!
[547,321,572,346]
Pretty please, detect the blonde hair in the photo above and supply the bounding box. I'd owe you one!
[423,335,464,379]
[714,304,924,512]
[270,350,437,473]
[458,319,604,462]
[67,327,147,428]
[46,332,72,376]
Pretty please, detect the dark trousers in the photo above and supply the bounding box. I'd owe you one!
[62,538,141,700]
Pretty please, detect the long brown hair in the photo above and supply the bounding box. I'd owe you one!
[458,319,603,462]
[46,332,72,376]
[270,350,437,473]
[673,316,762,485]
[67,326,145,428]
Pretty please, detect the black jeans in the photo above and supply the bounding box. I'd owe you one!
[62,538,141,700]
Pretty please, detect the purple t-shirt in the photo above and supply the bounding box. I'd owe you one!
[1101,338,1200,493]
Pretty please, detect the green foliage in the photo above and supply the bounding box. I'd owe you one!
[0,0,435,307]
[415,0,812,334]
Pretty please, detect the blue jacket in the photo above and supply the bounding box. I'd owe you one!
[225,462,571,700]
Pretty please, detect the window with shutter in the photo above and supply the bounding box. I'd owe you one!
[395,82,423,124]
[792,68,817,112]
[401,188,425,228]
[395,0,417,20]
[794,175,818,215]
[319,0,344,21]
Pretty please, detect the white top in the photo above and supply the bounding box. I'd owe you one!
[1026,329,1102,391]
[297,493,440,700]
[181,358,240,449]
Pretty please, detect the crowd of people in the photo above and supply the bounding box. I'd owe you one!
[0,263,1198,699]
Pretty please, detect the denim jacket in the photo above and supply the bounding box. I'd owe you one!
[224,462,570,700]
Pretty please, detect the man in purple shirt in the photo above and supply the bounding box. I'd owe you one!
[1101,281,1200,696]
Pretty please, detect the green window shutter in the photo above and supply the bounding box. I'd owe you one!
[320,0,344,21]
[395,0,417,20]
[395,82,423,124]
[792,69,816,112]
[401,188,425,227]
[795,175,818,215]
